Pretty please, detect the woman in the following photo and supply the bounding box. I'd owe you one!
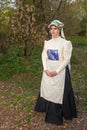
[35,20,77,125]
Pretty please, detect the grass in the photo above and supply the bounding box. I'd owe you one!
[0,36,87,128]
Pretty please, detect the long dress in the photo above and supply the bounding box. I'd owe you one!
[34,37,77,125]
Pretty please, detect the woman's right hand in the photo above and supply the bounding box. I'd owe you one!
[44,70,58,77]
[44,70,52,77]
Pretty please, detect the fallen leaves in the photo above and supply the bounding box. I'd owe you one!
[0,81,87,130]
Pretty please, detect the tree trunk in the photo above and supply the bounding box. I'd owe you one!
[86,23,87,37]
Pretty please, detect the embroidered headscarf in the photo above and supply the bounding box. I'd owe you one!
[48,20,65,39]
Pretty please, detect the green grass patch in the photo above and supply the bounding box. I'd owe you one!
[0,44,42,81]
[67,36,87,47]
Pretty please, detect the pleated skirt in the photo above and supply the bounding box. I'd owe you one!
[34,66,77,125]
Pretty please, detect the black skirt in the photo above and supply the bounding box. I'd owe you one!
[34,66,77,125]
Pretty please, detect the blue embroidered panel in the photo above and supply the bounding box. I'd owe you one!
[47,49,59,60]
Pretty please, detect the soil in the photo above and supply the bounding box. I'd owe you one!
[0,81,87,130]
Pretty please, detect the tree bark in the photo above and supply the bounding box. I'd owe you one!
[86,23,87,37]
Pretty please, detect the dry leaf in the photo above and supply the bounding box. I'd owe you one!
[82,128,86,130]
[76,120,80,124]
[19,127,22,130]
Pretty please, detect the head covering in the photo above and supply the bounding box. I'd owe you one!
[48,20,65,39]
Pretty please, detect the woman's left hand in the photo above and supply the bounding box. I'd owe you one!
[50,71,58,77]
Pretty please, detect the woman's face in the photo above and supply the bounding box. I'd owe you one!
[50,25,60,38]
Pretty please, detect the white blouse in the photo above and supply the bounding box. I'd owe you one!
[40,36,73,104]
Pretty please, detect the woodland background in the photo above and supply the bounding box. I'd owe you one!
[0,0,87,130]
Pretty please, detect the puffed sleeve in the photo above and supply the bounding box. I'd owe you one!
[56,41,73,73]
[42,40,48,70]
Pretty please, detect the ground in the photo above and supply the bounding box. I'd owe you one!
[0,81,87,130]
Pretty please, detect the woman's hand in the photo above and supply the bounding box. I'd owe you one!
[50,71,58,77]
[44,70,58,77]
[44,70,52,77]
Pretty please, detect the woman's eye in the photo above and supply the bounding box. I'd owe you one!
[50,28,58,30]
